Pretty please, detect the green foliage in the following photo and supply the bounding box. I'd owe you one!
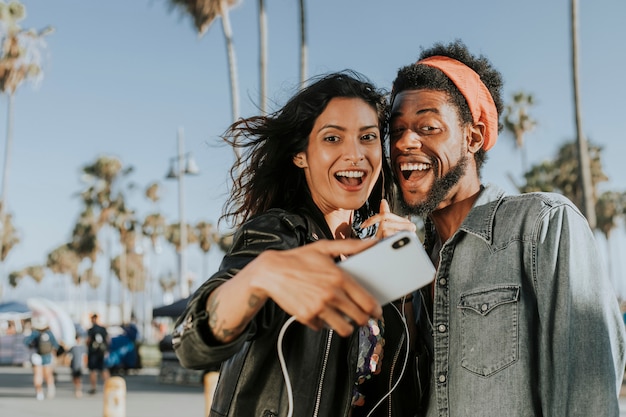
[519,139,626,238]
[519,140,607,211]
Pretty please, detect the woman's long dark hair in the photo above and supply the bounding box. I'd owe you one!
[220,70,392,232]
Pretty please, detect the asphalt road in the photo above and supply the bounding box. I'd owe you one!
[0,365,206,417]
[1,364,626,416]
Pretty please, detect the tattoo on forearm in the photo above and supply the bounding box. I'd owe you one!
[207,288,256,342]
[248,294,260,309]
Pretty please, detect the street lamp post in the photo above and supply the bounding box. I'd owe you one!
[166,127,199,299]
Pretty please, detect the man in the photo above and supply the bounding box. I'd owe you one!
[387,39,626,416]
[86,313,109,394]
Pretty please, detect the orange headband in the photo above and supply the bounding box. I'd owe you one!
[417,56,498,151]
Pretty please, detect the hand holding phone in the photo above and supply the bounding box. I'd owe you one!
[338,231,435,305]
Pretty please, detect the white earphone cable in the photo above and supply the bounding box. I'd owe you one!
[365,299,411,417]
[278,315,298,417]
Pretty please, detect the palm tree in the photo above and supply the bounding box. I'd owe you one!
[8,264,43,287]
[167,0,241,124]
[520,140,607,213]
[596,191,623,241]
[257,0,267,113]
[165,221,199,296]
[0,211,18,261]
[298,0,307,86]
[195,220,214,283]
[570,0,596,229]
[0,1,53,267]
[503,91,536,173]
[78,155,135,322]
[46,243,81,302]
[159,274,178,304]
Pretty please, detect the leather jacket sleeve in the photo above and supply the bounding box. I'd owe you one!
[172,209,312,370]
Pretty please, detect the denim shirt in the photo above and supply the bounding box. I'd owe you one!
[422,184,626,417]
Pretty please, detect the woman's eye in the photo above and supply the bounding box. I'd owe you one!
[361,133,378,142]
[324,135,340,142]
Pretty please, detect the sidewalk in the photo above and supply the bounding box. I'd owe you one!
[0,365,205,417]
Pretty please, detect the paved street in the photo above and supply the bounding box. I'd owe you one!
[0,365,205,417]
[1,364,626,416]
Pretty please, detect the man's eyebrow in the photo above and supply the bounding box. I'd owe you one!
[390,107,439,119]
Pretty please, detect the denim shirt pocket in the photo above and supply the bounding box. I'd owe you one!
[457,285,520,377]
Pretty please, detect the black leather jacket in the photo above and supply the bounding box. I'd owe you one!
[173,205,427,417]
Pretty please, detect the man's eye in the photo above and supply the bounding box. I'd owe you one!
[389,128,405,140]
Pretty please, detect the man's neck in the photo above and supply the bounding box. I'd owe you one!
[430,187,482,242]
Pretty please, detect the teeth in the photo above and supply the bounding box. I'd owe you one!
[400,162,430,171]
[336,170,364,178]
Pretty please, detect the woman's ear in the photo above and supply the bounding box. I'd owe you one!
[467,122,485,153]
[293,153,308,168]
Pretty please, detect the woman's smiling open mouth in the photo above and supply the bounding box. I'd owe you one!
[335,170,365,187]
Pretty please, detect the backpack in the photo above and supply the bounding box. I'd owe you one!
[91,332,107,353]
[36,332,54,355]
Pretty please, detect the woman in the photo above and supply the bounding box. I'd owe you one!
[23,315,60,400]
[173,71,421,416]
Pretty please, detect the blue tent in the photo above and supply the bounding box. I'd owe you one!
[0,301,30,314]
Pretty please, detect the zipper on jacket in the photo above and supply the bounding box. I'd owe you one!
[386,331,405,417]
[313,329,333,417]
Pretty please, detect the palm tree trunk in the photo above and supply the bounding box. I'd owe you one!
[258,0,267,114]
[220,1,239,123]
[220,0,240,163]
[571,0,596,229]
[106,228,113,324]
[299,0,307,86]
[0,93,15,266]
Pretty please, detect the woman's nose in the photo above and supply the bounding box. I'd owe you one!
[343,139,366,162]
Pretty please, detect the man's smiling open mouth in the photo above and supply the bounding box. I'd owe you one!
[400,162,431,180]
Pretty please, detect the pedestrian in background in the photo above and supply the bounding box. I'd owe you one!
[86,313,109,394]
[23,315,59,400]
[68,333,87,398]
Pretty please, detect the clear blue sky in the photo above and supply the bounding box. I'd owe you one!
[2,0,626,304]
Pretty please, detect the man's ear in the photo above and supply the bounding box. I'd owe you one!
[467,122,486,153]
[293,153,308,168]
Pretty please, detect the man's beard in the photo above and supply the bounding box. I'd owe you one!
[398,154,469,218]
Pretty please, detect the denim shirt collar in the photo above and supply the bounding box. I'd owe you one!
[424,183,507,249]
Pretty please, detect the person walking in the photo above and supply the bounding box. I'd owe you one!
[86,313,109,394]
[23,315,59,400]
[68,333,87,398]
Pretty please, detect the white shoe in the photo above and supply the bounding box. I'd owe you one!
[47,386,55,399]
[36,392,44,401]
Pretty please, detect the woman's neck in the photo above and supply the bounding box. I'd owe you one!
[325,210,354,240]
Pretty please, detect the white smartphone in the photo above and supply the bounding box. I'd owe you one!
[338,231,435,305]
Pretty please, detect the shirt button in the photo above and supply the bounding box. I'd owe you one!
[311,233,319,240]
[437,324,447,333]
[480,303,489,312]
[438,373,447,383]
[439,278,447,286]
